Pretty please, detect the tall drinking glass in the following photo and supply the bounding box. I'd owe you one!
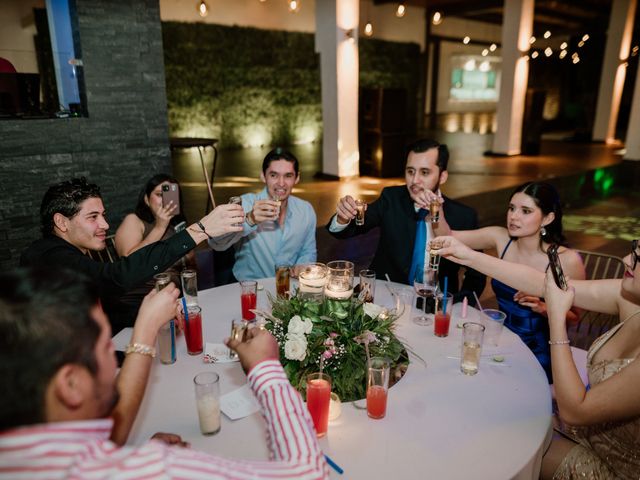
[228,196,244,227]
[306,373,331,437]
[194,372,221,435]
[275,264,290,298]
[181,269,198,307]
[240,280,257,321]
[358,269,376,303]
[413,268,438,326]
[355,199,366,226]
[182,305,203,355]
[367,357,390,419]
[461,322,485,375]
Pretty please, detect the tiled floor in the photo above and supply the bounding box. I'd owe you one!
[174,131,635,261]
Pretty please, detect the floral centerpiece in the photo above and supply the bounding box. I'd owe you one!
[260,291,408,402]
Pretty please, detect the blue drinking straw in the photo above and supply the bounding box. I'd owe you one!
[324,454,344,475]
[181,297,189,327]
[442,276,449,315]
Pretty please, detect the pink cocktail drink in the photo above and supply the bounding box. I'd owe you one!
[306,374,331,437]
[241,292,256,321]
[367,385,388,419]
[184,307,203,355]
[434,311,451,337]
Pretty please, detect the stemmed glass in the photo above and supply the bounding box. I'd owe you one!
[413,267,438,326]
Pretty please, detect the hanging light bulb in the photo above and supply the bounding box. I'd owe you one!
[560,42,568,50]
[432,11,443,25]
[197,0,209,17]
[578,40,585,48]
[582,34,589,42]
[531,51,539,59]
[543,30,551,39]
[481,48,489,57]
[489,43,497,52]
[529,36,536,44]
[462,36,470,45]
[364,21,373,37]
[544,47,553,57]
[288,0,300,13]
[559,50,567,59]
[396,3,406,18]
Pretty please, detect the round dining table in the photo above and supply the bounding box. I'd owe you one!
[124,279,552,480]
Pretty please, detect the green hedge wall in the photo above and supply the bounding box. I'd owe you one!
[162,22,420,149]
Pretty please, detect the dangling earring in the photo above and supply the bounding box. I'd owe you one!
[540,225,547,237]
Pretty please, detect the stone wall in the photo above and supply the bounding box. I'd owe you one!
[0,0,171,269]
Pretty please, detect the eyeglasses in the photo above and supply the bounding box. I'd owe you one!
[632,239,639,270]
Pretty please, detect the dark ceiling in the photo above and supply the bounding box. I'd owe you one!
[373,0,617,37]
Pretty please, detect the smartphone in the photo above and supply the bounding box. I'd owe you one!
[161,183,180,215]
[547,244,568,290]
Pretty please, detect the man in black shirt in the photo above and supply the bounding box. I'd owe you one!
[21,178,244,332]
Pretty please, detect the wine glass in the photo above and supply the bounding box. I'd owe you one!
[413,267,438,326]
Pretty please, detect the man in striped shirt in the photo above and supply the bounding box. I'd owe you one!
[0,267,329,479]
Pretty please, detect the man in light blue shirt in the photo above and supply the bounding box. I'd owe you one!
[209,148,317,280]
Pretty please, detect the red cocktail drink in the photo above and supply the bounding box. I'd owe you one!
[306,374,331,437]
[367,385,388,419]
[434,311,451,337]
[240,292,256,321]
[184,307,203,355]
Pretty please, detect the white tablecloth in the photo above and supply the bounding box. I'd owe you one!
[124,279,552,480]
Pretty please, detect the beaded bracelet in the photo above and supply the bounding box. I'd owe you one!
[196,221,213,239]
[548,339,570,345]
[125,343,156,358]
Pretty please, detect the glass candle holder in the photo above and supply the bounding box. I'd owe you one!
[298,263,328,302]
[325,260,354,300]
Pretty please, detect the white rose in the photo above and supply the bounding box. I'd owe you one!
[363,302,384,319]
[284,333,307,361]
[302,317,313,334]
[287,315,305,335]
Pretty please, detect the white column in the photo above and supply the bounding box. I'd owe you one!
[491,0,534,155]
[593,0,637,143]
[624,67,640,160]
[315,0,359,177]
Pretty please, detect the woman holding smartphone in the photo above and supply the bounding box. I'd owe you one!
[432,182,585,382]
[115,173,187,256]
[437,236,640,479]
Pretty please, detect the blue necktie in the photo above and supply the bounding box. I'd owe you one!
[408,208,428,284]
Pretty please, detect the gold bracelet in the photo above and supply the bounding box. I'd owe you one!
[125,343,156,358]
[548,339,570,345]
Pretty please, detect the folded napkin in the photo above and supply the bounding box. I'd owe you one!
[203,342,239,364]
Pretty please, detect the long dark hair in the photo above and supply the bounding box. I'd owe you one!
[134,174,187,226]
[510,181,567,247]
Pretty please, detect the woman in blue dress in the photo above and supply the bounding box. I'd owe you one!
[433,182,585,382]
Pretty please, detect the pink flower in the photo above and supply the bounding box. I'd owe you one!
[329,332,338,338]
[324,337,335,347]
[322,350,333,360]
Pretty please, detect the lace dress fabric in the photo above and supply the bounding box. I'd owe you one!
[553,322,639,479]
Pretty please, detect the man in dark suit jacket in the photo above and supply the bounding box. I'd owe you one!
[326,139,485,303]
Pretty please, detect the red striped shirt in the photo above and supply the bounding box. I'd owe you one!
[0,361,329,479]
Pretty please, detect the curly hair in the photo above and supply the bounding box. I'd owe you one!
[40,178,102,237]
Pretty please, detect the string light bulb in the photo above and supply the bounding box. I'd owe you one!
[481,48,489,57]
[364,21,373,37]
[544,30,551,39]
[462,36,470,45]
[531,51,539,59]
[288,0,300,13]
[560,42,568,50]
[529,36,536,45]
[197,0,209,17]
[544,47,553,57]
[578,40,585,47]
[432,11,443,25]
[489,43,497,52]
[559,50,567,59]
[396,3,406,18]
[582,34,589,42]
